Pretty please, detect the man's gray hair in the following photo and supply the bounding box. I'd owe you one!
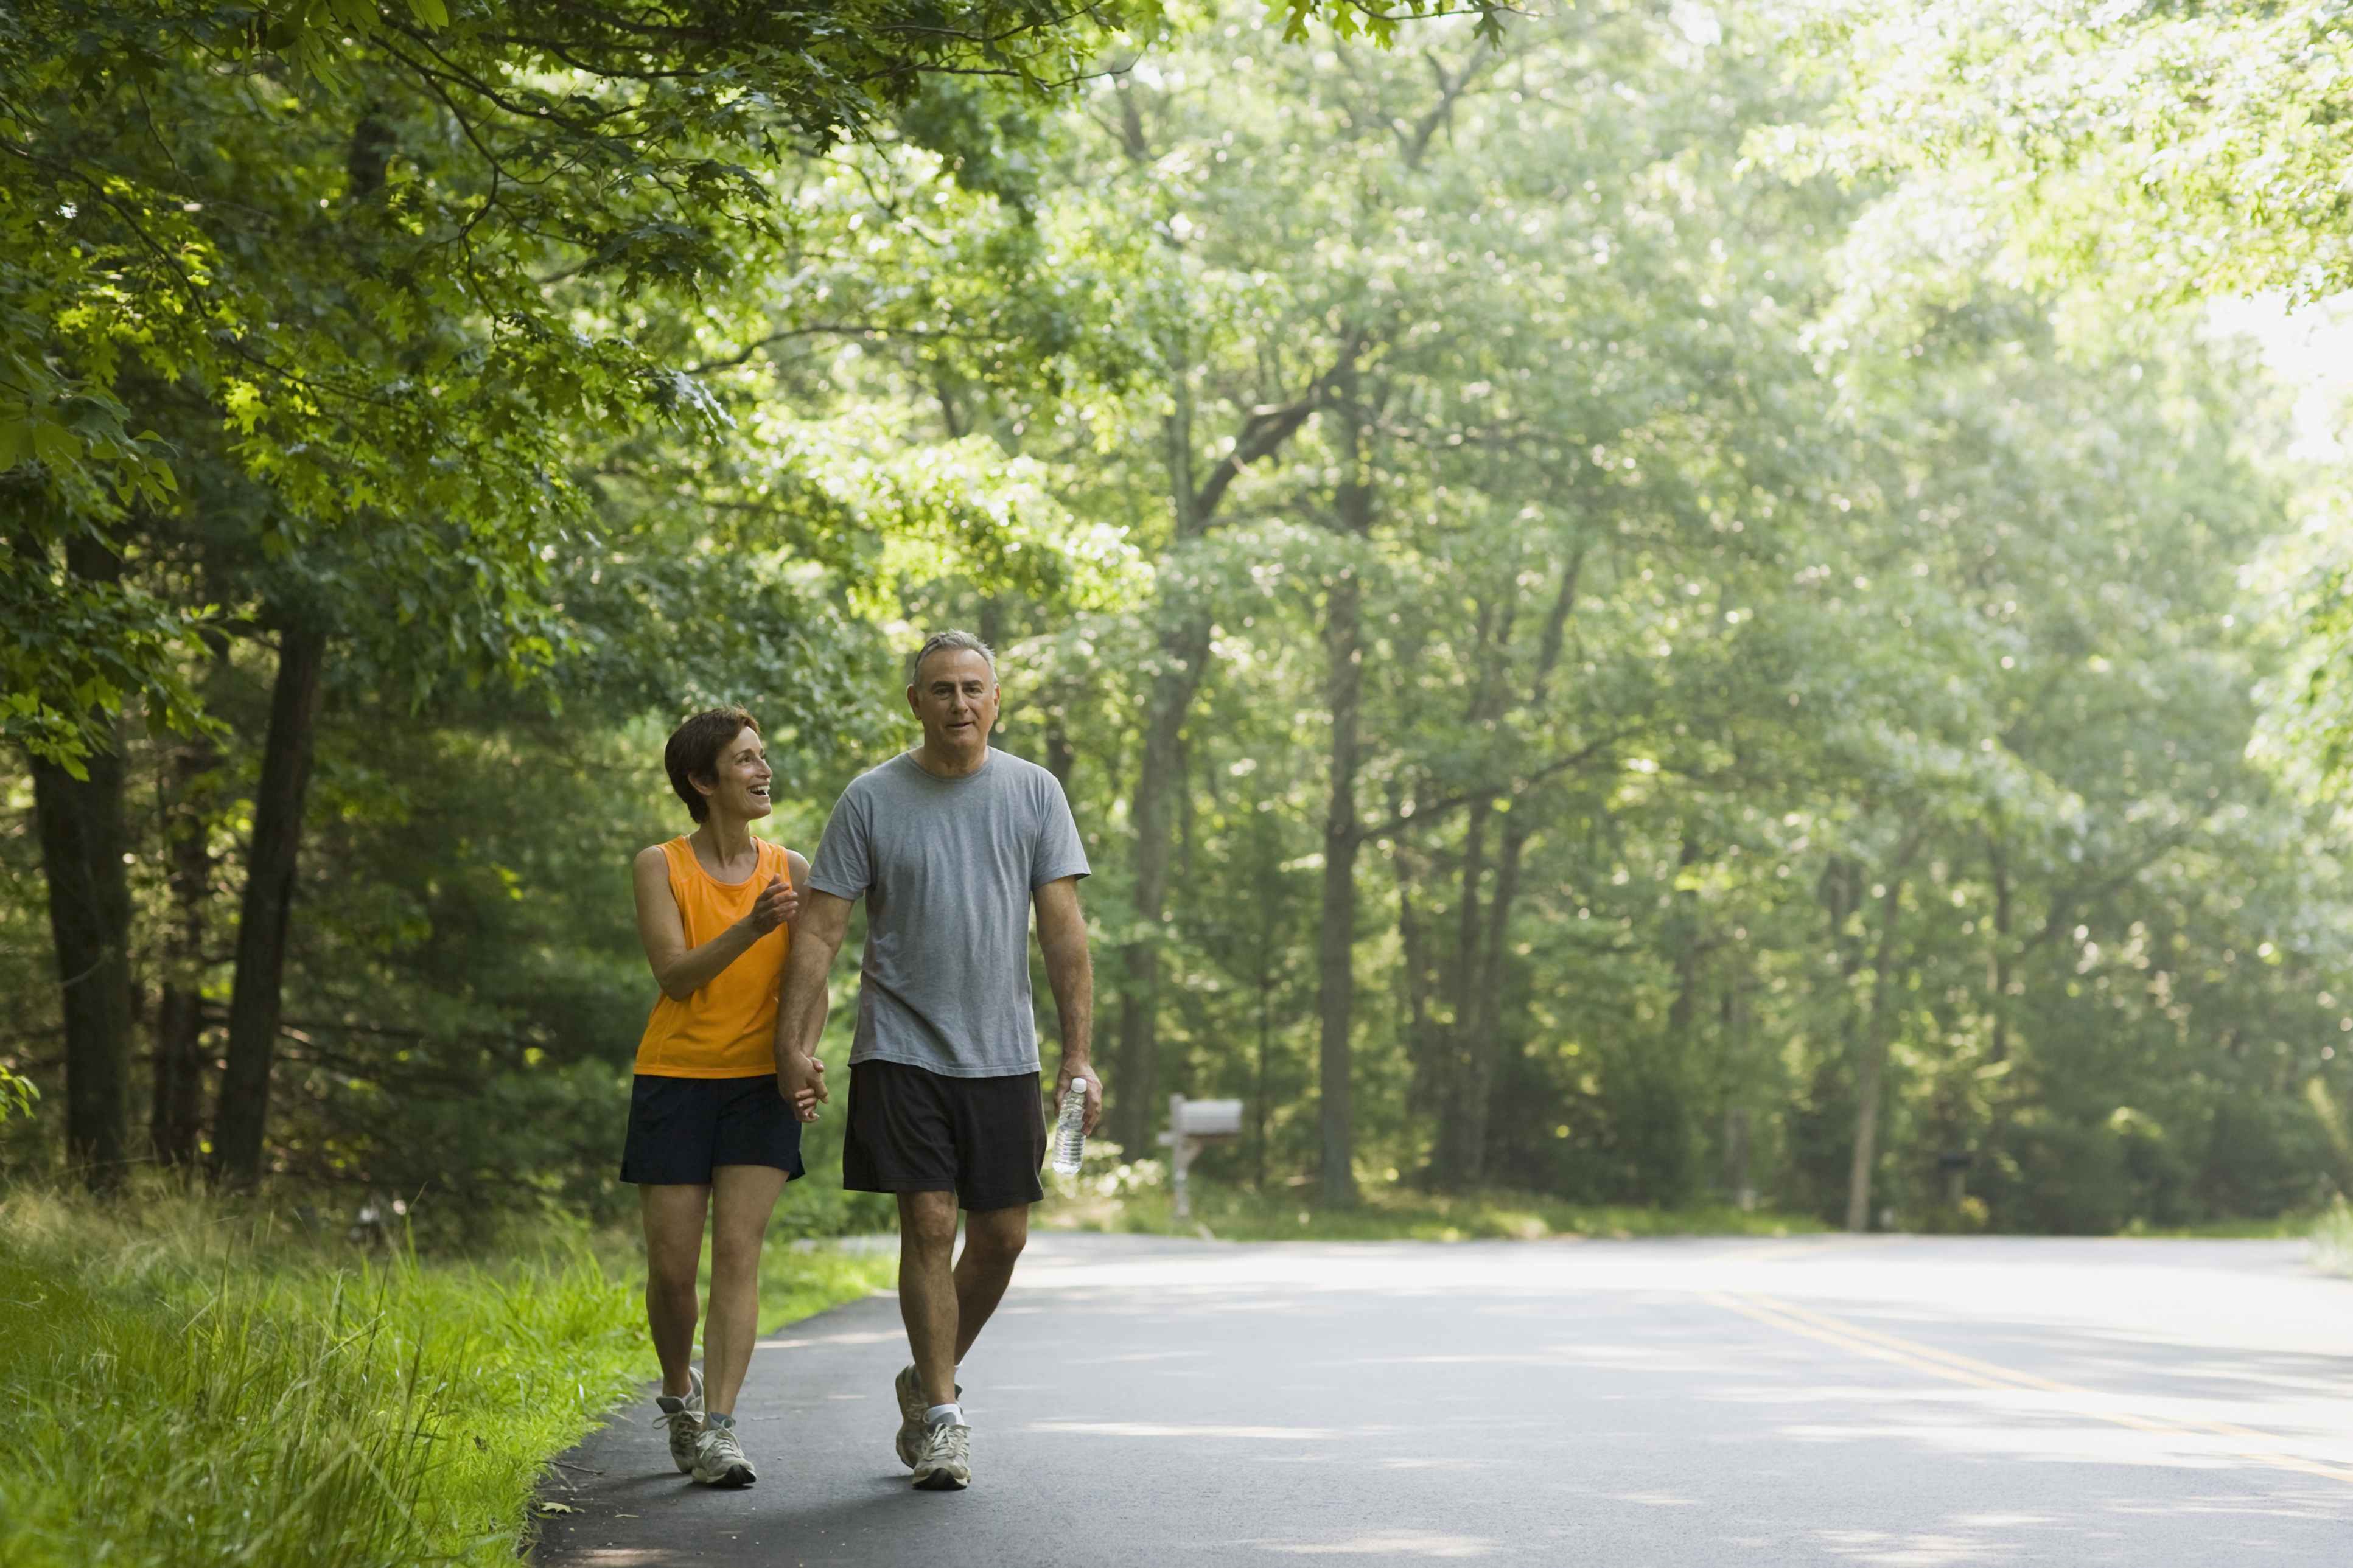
[909,629,998,685]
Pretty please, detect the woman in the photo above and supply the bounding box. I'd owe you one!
[625,706,825,1488]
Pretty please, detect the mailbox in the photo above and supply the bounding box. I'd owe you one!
[1176,1098,1243,1138]
[1156,1093,1243,1220]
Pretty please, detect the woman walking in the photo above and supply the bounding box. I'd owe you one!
[626,707,828,1487]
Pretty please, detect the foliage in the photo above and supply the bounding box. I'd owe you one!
[3,0,2350,1247]
[1788,0,2353,304]
[0,1185,888,1565]
[1783,0,2353,795]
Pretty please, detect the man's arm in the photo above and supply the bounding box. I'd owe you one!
[775,887,855,1117]
[1033,876,1099,1133]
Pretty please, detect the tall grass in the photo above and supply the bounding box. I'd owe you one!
[0,1188,890,1567]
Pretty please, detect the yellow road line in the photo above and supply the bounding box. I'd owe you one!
[1706,1291,2353,1486]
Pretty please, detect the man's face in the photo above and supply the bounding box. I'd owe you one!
[908,648,999,750]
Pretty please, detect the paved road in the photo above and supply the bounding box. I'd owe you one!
[534,1233,2353,1565]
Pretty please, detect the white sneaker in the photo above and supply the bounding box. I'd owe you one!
[653,1368,703,1474]
[691,1413,757,1488]
[910,1414,970,1491]
[893,1364,960,1469]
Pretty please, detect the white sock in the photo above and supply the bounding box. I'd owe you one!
[925,1401,963,1426]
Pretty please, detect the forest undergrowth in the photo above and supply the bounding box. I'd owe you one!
[2310,1201,2353,1277]
[0,1185,892,1567]
[1037,1157,1828,1242]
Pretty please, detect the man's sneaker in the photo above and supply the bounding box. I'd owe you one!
[654,1368,704,1474]
[892,1364,960,1469]
[691,1413,757,1488]
[910,1414,970,1491]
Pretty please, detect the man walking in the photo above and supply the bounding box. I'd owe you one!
[774,630,1099,1492]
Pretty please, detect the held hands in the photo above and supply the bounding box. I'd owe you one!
[1055,1065,1103,1135]
[741,874,799,936]
[778,1049,828,1124]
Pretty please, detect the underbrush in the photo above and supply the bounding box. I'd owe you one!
[2310,1199,2353,1275]
[0,1185,890,1567]
[1035,1148,1823,1241]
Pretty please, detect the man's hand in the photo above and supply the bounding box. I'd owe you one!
[778,1048,828,1123]
[739,874,798,936]
[1034,877,1095,1131]
[1055,1062,1102,1136]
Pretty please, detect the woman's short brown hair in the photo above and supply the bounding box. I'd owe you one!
[664,708,760,822]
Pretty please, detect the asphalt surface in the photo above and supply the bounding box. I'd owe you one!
[533,1232,2353,1565]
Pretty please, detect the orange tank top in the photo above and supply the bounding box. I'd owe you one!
[634,836,792,1078]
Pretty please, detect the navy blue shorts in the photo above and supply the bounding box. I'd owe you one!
[620,1073,805,1186]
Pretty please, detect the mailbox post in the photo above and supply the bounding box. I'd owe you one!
[1156,1093,1242,1219]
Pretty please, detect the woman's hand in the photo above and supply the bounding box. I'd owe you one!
[739,873,799,936]
[778,1049,828,1123]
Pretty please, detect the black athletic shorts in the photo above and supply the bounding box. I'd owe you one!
[841,1059,1046,1211]
[620,1073,805,1186]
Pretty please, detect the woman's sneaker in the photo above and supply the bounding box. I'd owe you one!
[910,1413,970,1491]
[692,1412,757,1488]
[892,1365,959,1468]
[654,1368,704,1474]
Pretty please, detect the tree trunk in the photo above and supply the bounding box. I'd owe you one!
[1110,369,1212,1157]
[211,625,327,1188]
[1043,703,1075,789]
[32,751,135,1188]
[1725,1107,1752,1209]
[1845,872,1907,1232]
[1987,832,2013,1066]
[1314,386,1377,1209]
[1113,340,1352,1158]
[150,722,218,1169]
[1393,828,1442,1101]
[27,534,135,1190]
[1723,969,1755,1207]
[1432,553,1581,1191]
[1316,563,1365,1208]
[1112,608,1211,1154]
[1433,796,1491,1190]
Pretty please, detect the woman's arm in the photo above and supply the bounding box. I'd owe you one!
[632,845,798,1001]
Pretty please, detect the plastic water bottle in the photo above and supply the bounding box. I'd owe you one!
[1050,1078,1089,1175]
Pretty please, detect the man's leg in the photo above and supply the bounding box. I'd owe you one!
[640,1183,711,1398]
[898,1189,962,1407]
[952,1204,1029,1363]
[703,1162,791,1416]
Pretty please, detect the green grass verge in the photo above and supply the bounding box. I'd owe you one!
[0,1186,890,1567]
[1037,1162,1825,1241]
[2117,1214,2330,1239]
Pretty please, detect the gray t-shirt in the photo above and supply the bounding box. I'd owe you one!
[806,748,1090,1078]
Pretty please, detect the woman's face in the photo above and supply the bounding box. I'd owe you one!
[697,727,772,821]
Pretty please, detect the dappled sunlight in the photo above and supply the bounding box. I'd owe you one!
[1252,1531,1503,1558]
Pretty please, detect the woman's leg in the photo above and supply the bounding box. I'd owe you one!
[641,1182,712,1397]
[703,1163,791,1416]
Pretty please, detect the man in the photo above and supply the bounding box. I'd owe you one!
[774,629,1100,1493]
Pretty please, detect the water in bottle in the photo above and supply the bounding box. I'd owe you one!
[1050,1079,1088,1175]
